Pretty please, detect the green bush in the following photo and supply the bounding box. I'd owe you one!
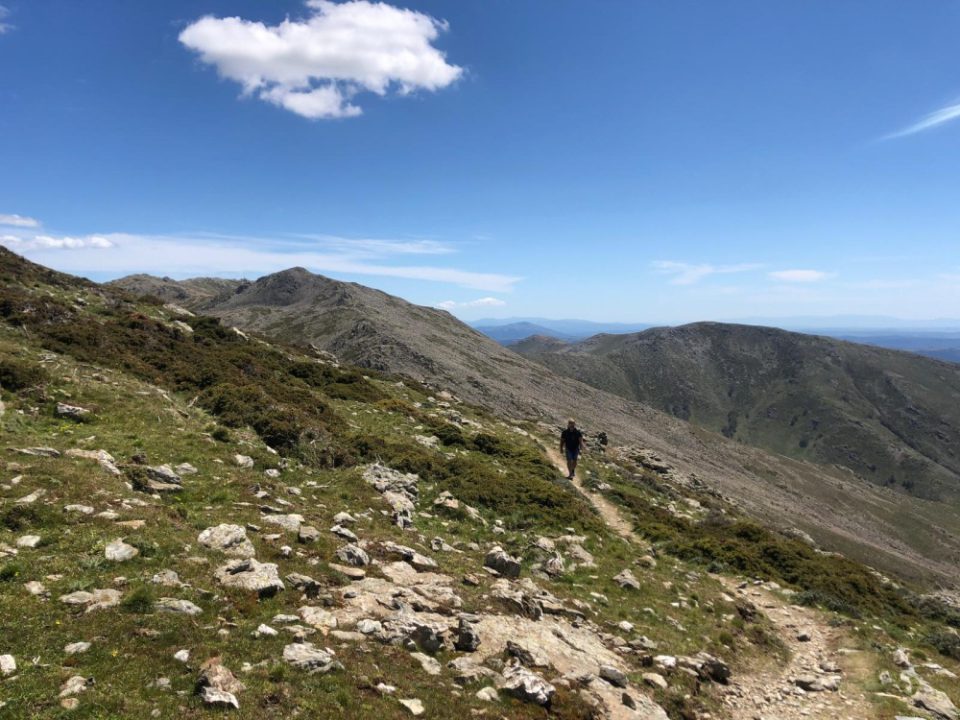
[0,357,47,391]
[121,586,155,614]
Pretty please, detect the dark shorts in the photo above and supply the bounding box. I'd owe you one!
[565,448,580,462]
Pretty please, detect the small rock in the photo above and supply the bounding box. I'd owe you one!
[56,402,90,419]
[16,535,41,549]
[502,663,555,706]
[196,658,244,710]
[0,655,16,676]
[599,664,628,688]
[399,698,425,716]
[476,687,499,702]
[410,652,441,676]
[64,504,95,515]
[282,643,340,673]
[642,672,668,690]
[174,649,190,663]
[198,524,256,558]
[214,558,284,598]
[254,624,278,638]
[484,546,521,578]
[64,642,91,655]
[298,525,320,544]
[59,675,90,698]
[613,569,641,590]
[893,648,911,668]
[454,615,481,652]
[335,544,370,567]
[155,598,203,615]
[151,569,183,587]
[796,629,813,642]
[233,454,254,469]
[105,539,139,562]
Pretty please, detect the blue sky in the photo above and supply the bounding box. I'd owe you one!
[1,1,959,323]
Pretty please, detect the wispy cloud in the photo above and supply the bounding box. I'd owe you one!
[885,101,960,139]
[0,5,13,35]
[435,297,506,310]
[179,0,462,119]
[0,222,520,292]
[769,269,831,283]
[652,260,762,285]
[0,213,40,228]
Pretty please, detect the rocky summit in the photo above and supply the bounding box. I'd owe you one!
[0,247,958,719]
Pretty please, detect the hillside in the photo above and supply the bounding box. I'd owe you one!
[106,268,960,587]
[5,251,960,719]
[514,322,960,503]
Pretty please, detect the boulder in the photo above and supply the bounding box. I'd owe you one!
[233,454,254,469]
[196,658,244,710]
[599,664,628,688]
[156,598,203,616]
[298,525,321,544]
[613,569,640,590]
[335,544,370,567]
[382,542,438,571]
[198,524,256,558]
[283,643,340,673]
[214,559,284,598]
[105,539,139,562]
[484,547,521,578]
[502,663,555,706]
[454,615,481,652]
[914,686,959,720]
[59,588,122,612]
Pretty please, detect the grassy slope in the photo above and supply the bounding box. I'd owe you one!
[1,250,958,719]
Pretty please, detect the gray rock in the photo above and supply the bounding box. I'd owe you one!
[233,454,254,468]
[382,541,438,571]
[613,568,640,590]
[893,648,911,668]
[16,535,41,549]
[330,524,358,542]
[64,642,91,655]
[0,655,15,676]
[282,643,340,673]
[56,402,90,419]
[59,588,121,612]
[399,698,425,716]
[914,687,959,720]
[254,624,278,638]
[151,569,183,587]
[642,672,668,690]
[298,525,320,544]
[214,559,284,598]
[17,447,60,458]
[484,546,521,578]
[454,616,481,652]
[286,573,321,598]
[105,539,139,562]
[502,663,555,706]
[476,686,499,702]
[175,463,198,475]
[196,658,244,709]
[410,652,441,676]
[261,513,304,533]
[198,524,256,558]
[335,543,370,567]
[64,504,95,515]
[156,598,203,615]
[599,664,628,688]
[59,675,90,697]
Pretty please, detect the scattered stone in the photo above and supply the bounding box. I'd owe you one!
[56,402,90,419]
[233,454,254,469]
[613,569,640,590]
[64,504,95,515]
[642,672,668,690]
[796,628,813,642]
[18,447,60,458]
[214,559,284,598]
[261,513,304,533]
[329,563,366,580]
[156,598,203,615]
[254,624,278,638]
[15,488,46,505]
[24,580,47,596]
[382,541,438,571]
[893,648,911,668]
[330,524,358,542]
[298,525,320,544]
[287,573,322,598]
[333,511,356,525]
[196,658,244,710]
[356,619,382,635]
[399,698,425,716]
[299,606,339,629]
[16,535,41,549]
[913,686,959,720]
[175,463,198,475]
[335,544,370,567]
[484,546,521,578]
[59,588,121,612]
[454,615,481,652]
[502,663,555,706]
[174,649,190,663]
[151,569,183,587]
[599,664,628,688]
[59,675,90,698]
[64,642,91,655]
[198,524,256,558]
[105,539,139,562]
[282,643,340,673]
[476,687,499,702]
[0,655,15,676]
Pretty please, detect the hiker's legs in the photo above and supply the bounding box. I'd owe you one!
[565,450,578,478]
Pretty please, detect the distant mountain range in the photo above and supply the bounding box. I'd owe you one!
[472,317,960,362]
[514,322,960,503]
[108,265,960,583]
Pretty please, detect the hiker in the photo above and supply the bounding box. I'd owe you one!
[560,419,586,479]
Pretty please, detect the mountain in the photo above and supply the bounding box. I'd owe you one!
[515,322,960,503]
[8,247,960,718]
[473,322,577,345]
[107,267,960,586]
[472,317,653,339]
[832,332,960,364]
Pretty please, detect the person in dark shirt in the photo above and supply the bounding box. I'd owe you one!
[560,419,585,480]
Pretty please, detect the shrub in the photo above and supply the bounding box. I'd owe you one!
[0,357,47,392]
[121,586,155,614]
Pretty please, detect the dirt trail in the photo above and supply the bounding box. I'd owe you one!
[544,441,879,719]
[717,579,877,719]
[545,445,641,543]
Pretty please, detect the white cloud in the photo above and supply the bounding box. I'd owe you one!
[436,297,506,310]
[886,101,960,139]
[12,234,115,250]
[652,261,762,285]
[769,269,830,283]
[0,229,519,292]
[0,4,12,34]
[0,213,40,228]
[179,0,463,119]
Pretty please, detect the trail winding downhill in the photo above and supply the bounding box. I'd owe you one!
[543,440,879,719]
